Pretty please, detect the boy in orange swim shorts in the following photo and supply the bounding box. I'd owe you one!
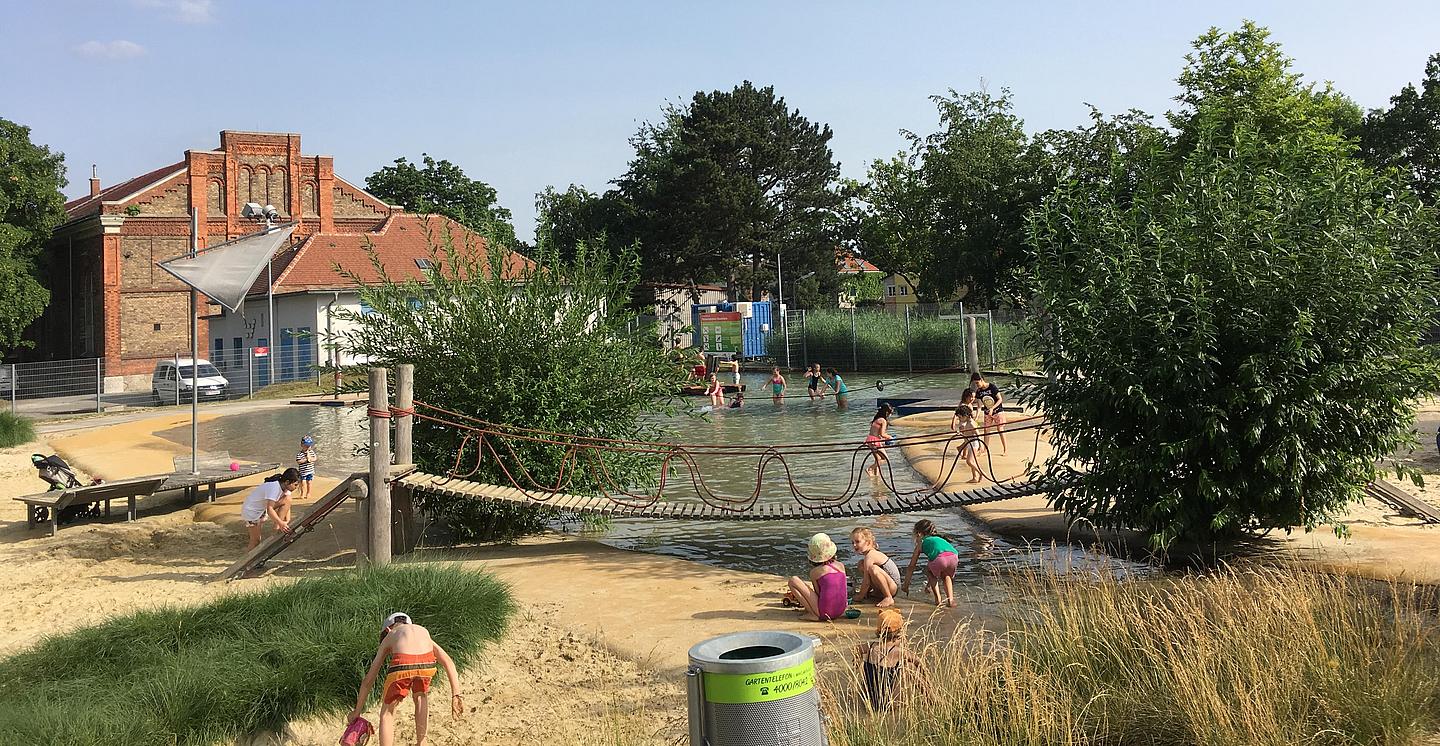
[348,613,464,746]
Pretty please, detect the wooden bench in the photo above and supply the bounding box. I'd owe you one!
[15,476,170,536]
[160,460,278,502]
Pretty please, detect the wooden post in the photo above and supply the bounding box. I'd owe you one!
[394,364,414,467]
[965,316,981,374]
[367,367,392,568]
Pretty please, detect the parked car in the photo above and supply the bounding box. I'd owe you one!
[152,358,228,403]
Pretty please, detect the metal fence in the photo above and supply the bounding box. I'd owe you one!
[4,341,326,416]
[770,303,1035,373]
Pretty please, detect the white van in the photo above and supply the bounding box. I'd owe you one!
[152,358,229,403]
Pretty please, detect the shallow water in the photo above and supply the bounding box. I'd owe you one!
[163,372,1140,581]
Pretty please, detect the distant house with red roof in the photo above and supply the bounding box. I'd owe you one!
[836,249,884,307]
[34,130,529,391]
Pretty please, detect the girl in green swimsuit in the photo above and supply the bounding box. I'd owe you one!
[770,367,786,404]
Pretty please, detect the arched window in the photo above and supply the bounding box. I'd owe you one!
[269,167,288,214]
[207,179,225,216]
[302,181,319,217]
[238,167,253,204]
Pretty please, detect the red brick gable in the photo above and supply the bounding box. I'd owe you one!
[63,161,186,221]
[260,214,533,295]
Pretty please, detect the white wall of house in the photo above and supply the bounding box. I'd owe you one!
[205,291,377,384]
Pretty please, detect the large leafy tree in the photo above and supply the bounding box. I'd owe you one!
[1028,22,1440,548]
[534,185,633,263]
[617,81,843,303]
[365,154,518,248]
[0,119,65,351]
[1361,52,1440,204]
[853,89,1049,305]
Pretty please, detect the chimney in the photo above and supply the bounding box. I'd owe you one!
[89,165,100,198]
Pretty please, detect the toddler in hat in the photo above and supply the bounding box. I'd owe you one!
[785,533,849,622]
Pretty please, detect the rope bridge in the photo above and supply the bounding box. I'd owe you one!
[396,400,1060,520]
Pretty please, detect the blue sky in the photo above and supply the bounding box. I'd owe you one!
[6,1,1439,241]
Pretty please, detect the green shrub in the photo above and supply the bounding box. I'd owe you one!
[332,223,686,542]
[0,410,34,448]
[0,565,512,746]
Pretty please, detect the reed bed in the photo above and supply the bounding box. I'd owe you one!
[826,564,1440,746]
[0,565,512,746]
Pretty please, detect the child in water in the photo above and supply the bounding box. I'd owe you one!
[770,367,787,404]
[704,373,724,407]
[829,368,848,408]
[850,527,901,607]
[349,613,464,746]
[951,404,985,483]
[786,533,849,621]
[864,404,893,477]
[296,434,317,499]
[729,391,745,409]
[855,607,927,712]
[806,363,827,400]
[902,519,958,608]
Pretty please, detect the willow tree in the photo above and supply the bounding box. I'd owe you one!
[1028,23,1440,547]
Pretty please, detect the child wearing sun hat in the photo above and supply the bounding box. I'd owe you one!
[784,533,849,622]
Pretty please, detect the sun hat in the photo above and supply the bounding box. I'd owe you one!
[382,612,410,632]
[807,533,837,563]
[876,607,904,638]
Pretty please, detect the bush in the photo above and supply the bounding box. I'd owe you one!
[0,565,513,746]
[0,410,34,448]
[332,222,686,542]
[1028,24,1440,546]
[826,564,1440,746]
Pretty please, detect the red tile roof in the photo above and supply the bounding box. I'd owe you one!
[262,213,532,296]
[64,161,187,221]
[836,250,881,274]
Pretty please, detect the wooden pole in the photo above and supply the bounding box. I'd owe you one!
[965,316,981,374]
[394,364,414,467]
[367,367,392,568]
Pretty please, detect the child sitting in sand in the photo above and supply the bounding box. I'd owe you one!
[786,533,849,621]
[849,527,901,607]
[856,607,927,712]
[901,519,958,608]
[240,468,299,551]
[349,613,464,746]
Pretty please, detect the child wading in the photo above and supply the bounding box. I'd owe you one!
[902,519,958,607]
[849,527,901,607]
[805,363,827,400]
[829,368,849,409]
[349,613,463,746]
[950,404,986,483]
[240,468,298,551]
[296,434,317,499]
[770,367,787,404]
[856,607,927,712]
[786,533,849,621]
[864,404,893,477]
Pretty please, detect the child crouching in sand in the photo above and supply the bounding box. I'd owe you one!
[856,607,927,712]
[849,527,900,607]
[349,613,463,746]
[785,533,849,621]
[901,519,958,608]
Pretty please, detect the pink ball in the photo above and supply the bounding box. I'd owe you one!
[229,461,240,472]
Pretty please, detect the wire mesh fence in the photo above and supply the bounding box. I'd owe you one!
[769,304,1035,373]
[4,341,327,416]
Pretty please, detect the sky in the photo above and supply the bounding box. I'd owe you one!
[5,1,1440,242]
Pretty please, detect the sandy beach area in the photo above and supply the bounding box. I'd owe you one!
[0,409,999,745]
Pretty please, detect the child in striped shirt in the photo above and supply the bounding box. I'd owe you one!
[296,435,317,499]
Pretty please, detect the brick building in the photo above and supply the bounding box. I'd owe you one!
[35,130,520,392]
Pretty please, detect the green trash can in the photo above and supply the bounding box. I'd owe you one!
[686,630,825,746]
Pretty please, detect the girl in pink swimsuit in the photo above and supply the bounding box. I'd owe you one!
[785,533,849,621]
[864,404,894,476]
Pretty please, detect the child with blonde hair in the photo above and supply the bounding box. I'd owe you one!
[856,607,926,711]
[849,527,901,607]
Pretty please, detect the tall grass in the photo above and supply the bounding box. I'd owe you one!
[827,564,1440,745]
[0,410,35,448]
[771,310,1035,372]
[0,565,513,746]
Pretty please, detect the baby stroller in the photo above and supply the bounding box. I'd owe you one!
[30,454,103,526]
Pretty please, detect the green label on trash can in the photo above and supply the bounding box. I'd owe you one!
[703,659,815,704]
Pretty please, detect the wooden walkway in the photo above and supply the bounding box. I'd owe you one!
[395,471,1056,520]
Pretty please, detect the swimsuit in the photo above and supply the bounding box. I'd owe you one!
[771,376,784,395]
[832,376,848,396]
[808,374,820,391]
[383,650,438,704]
[814,560,848,621]
[863,654,902,711]
[920,535,959,581]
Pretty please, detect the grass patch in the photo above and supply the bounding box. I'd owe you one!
[0,565,512,746]
[827,563,1440,745]
[0,410,35,447]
